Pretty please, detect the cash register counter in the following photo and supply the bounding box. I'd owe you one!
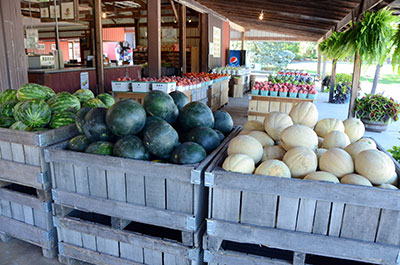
[28,65,142,93]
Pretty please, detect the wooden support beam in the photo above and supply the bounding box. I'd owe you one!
[241,32,245,50]
[200,12,208,72]
[135,18,140,47]
[348,53,361,118]
[170,0,179,22]
[317,49,322,76]
[147,0,161,77]
[336,0,383,31]
[322,60,327,81]
[329,59,337,103]
[94,0,104,94]
[179,4,187,74]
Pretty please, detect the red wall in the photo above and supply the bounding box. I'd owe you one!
[103,28,125,42]
[26,41,70,61]
[103,42,118,60]
[222,22,230,66]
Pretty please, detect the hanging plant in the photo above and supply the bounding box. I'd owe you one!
[354,94,399,123]
[319,31,352,60]
[391,27,400,73]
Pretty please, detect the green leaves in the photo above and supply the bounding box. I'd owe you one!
[354,93,400,123]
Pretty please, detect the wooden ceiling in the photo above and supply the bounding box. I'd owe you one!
[195,0,397,41]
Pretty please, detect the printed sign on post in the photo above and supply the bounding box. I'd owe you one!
[213,27,221,58]
[80,72,89,89]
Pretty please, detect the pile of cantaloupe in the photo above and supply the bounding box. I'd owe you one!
[222,102,398,189]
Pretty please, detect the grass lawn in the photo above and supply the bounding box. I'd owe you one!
[360,74,400,85]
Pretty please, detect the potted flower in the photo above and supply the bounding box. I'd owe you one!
[354,94,399,132]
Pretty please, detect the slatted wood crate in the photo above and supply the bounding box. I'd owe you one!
[203,138,400,265]
[209,79,229,111]
[0,124,78,258]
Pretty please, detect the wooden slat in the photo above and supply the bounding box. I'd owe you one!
[120,242,144,263]
[295,198,316,233]
[212,189,240,222]
[82,233,97,251]
[0,160,42,189]
[276,196,299,230]
[0,141,12,160]
[73,165,90,195]
[312,200,331,235]
[0,187,45,210]
[145,176,166,209]
[241,192,277,227]
[24,145,41,166]
[143,248,163,265]
[249,95,314,103]
[269,101,281,112]
[328,202,344,237]
[54,162,76,192]
[10,202,24,221]
[96,236,119,256]
[11,143,25,163]
[88,167,107,198]
[167,179,193,214]
[376,209,400,245]
[106,170,126,202]
[126,173,146,205]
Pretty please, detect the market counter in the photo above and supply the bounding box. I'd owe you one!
[28,65,142,93]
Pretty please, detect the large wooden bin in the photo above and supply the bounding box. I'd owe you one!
[203,138,400,265]
[0,125,79,258]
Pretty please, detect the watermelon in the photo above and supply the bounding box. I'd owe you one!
[49,112,76,129]
[106,99,146,137]
[143,120,179,157]
[138,116,164,138]
[113,135,149,160]
[185,127,221,153]
[83,98,106,108]
[41,85,56,99]
[17,83,54,101]
[214,129,225,141]
[97,93,115,108]
[179,102,214,131]
[0,89,17,104]
[143,90,178,124]
[169,91,189,111]
[68,135,92,152]
[18,100,51,128]
[73,89,94,103]
[170,142,207,164]
[213,111,233,134]
[75,107,91,134]
[85,141,113,156]
[0,116,15,128]
[31,127,49,132]
[83,107,114,142]
[47,92,81,113]
[12,101,25,121]
[10,121,31,131]
[0,101,18,117]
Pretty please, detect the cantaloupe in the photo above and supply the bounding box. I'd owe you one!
[357,138,377,148]
[315,148,327,160]
[319,148,354,178]
[340,174,372,186]
[247,131,274,147]
[222,154,255,174]
[314,118,345,137]
[283,147,318,178]
[289,102,318,128]
[227,135,263,163]
[318,137,324,148]
[304,171,339,183]
[262,145,286,162]
[254,160,291,178]
[344,141,376,160]
[377,184,398,189]
[263,112,293,141]
[322,131,350,149]
[343,118,365,143]
[355,149,395,185]
[387,174,398,186]
[239,130,251,135]
[243,120,264,131]
[280,125,318,151]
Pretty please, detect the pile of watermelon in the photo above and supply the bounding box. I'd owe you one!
[0,84,114,131]
[68,90,234,165]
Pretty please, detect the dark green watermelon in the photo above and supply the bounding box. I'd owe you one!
[10,121,31,131]
[143,120,179,157]
[213,111,233,134]
[113,135,149,160]
[0,116,15,128]
[85,141,113,156]
[137,116,164,138]
[97,93,115,108]
[0,101,18,117]
[0,89,17,104]
[179,102,214,131]
[18,100,51,128]
[83,107,114,141]
[169,91,189,111]
[31,127,49,132]
[13,101,25,121]
[17,83,54,101]
[68,135,92,152]
[73,89,94,103]
[83,98,106,108]
[106,99,146,137]
[143,90,178,124]
[170,142,207,164]
[49,112,76,129]
[47,92,81,113]
[185,127,221,153]
[75,107,91,134]
[214,129,225,142]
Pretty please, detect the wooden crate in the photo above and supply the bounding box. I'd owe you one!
[209,80,229,111]
[54,206,202,265]
[114,90,193,104]
[203,138,400,265]
[248,95,315,123]
[45,127,241,248]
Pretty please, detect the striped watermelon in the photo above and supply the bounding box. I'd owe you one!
[0,101,18,117]
[73,89,94,103]
[83,98,106,108]
[0,89,17,104]
[49,111,76,129]
[47,92,81,113]
[13,101,25,121]
[10,121,31,131]
[17,83,55,101]
[0,116,15,128]
[96,93,115,108]
[18,100,51,128]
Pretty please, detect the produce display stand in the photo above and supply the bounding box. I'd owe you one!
[113,89,193,104]
[248,95,316,122]
[203,136,400,265]
[0,125,79,258]
[44,127,240,265]
[209,79,229,111]
[229,74,251,98]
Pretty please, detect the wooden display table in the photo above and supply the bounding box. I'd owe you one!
[248,95,315,122]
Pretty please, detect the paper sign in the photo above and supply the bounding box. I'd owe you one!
[209,42,214,56]
[213,27,221,58]
[40,7,49,18]
[61,2,74,19]
[80,72,89,89]
[26,29,39,49]
[50,5,60,18]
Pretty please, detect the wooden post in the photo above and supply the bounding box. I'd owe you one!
[241,32,245,50]
[371,63,381,94]
[329,59,337,103]
[135,19,140,47]
[348,53,361,118]
[317,49,321,76]
[322,59,327,81]
[93,0,104,94]
[200,13,208,72]
[147,0,161,77]
[179,4,187,74]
